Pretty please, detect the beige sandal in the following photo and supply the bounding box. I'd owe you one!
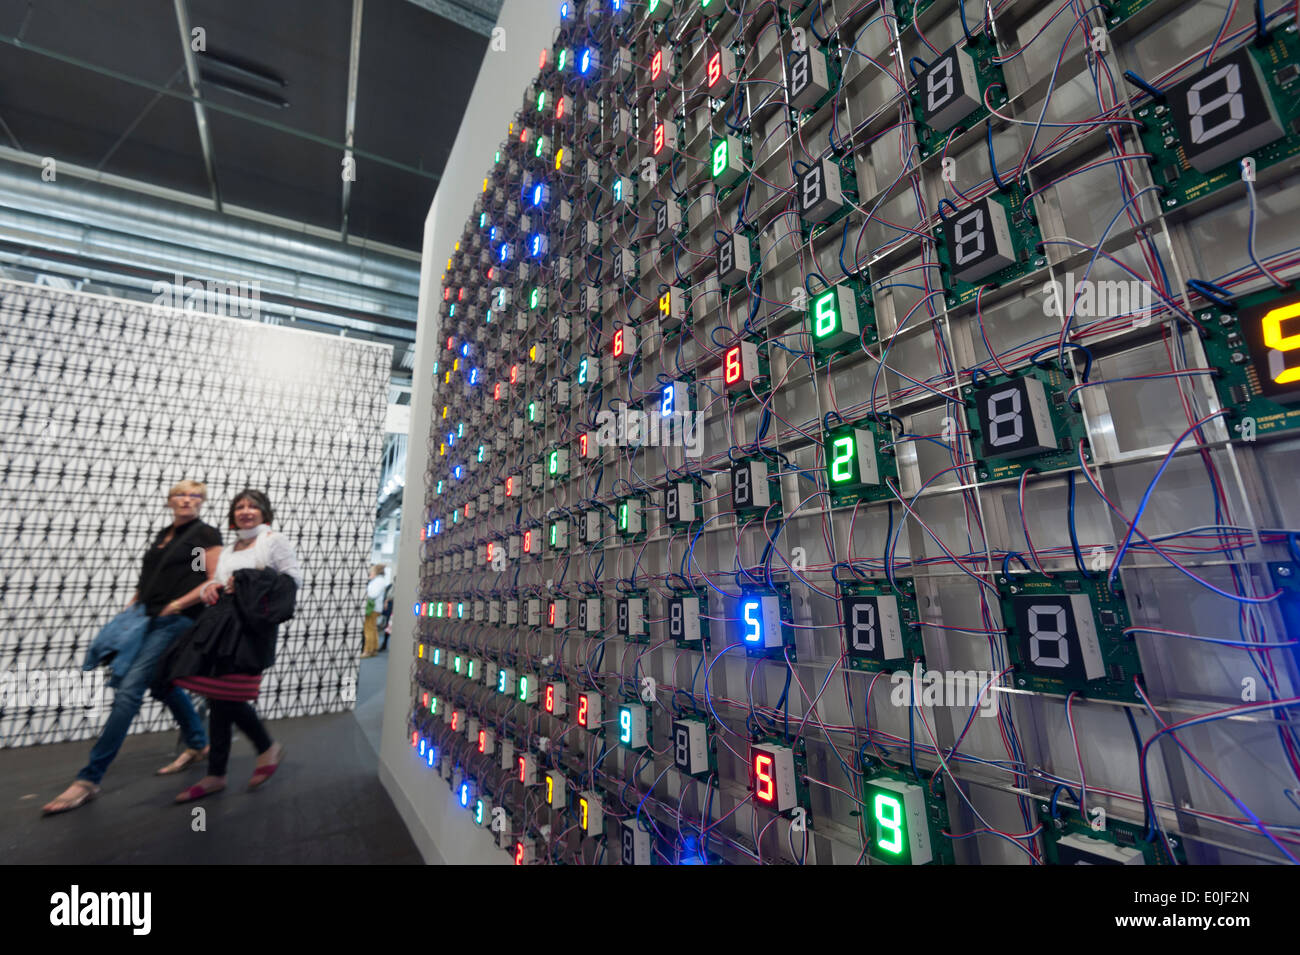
[156,746,210,775]
[42,779,100,815]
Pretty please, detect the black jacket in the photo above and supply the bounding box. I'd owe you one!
[153,568,297,694]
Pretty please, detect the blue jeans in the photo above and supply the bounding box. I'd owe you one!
[77,614,207,784]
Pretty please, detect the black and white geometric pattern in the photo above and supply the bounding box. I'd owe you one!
[0,280,390,748]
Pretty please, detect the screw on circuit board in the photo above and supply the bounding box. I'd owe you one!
[1279,566,1293,577]
[1017,678,1027,687]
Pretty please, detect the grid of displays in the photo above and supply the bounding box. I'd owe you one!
[412,0,1300,864]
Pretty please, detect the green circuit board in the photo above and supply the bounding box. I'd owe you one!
[824,415,897,508]
[964,362,1087,482]
[861,764,954,865]
[840,577,923,671]
[1202,283,1300,440]
[914,36,1006,158]
[1136,30,1300,211]
[1040,802,1186,865]
[938,182,1046,307]
[998,572,1142,702]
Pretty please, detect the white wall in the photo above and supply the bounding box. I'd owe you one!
[379,0,561,865]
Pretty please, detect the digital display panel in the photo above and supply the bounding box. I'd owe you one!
[1165,47,1282,172]
[1240,290,1300,401]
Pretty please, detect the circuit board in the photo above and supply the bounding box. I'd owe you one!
[824,415,898,507]
[752,734,812,825]
[667,585,711,649]
[1136,30,1300,210]
[740,584,795,661]
[913,36,1007,158]
[1104,0,1161,28]
[804,154,860,242]
[1203,283,1300,440]
[861,764,954,865]
[937,182,1045,307]
[840,577,923,671]
[894,0,936,31]
[1039,802,1186,864]
[808,277,877,364]
[964,363,1087,481]
[998,572,1142,702]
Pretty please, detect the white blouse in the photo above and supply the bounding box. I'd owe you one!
[213,525,303,587]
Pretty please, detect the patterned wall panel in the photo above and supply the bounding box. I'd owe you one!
[0,280,390,747]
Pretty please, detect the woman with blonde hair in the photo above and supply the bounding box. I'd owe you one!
[43,479,223,814]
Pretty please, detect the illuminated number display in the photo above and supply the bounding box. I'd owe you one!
[971,376,1059,459]
[939,196,1015,283]
[809,284,861,349]
[739,594,783,650]
[617,704,648,748]
[672,719,709,775]
[576,692,602,729]
[514,841,530,865]
[917,46,979,132]
[751,743,797,811]
[1010,593,1104,683]
[517,673,531,702]
[723,341,758,391]
[517,753,536,785]
[863,778,933,865]
[711,135,743,187]
[544,681,567,716]
[617,498,643,535]
[545,771,565,809]
[1241,290,1300,399]
[578,791,604,836]
[1165,47,1282,172]
[824,426,881,488]
[841,594,905,663]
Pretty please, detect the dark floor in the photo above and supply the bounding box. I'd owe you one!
[0,652,415,864]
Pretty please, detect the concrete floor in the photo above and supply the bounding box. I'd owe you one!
[0,651,416,864]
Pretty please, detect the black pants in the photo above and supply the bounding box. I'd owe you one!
[208,699,273,776]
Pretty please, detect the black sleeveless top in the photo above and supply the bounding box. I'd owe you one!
[137,520,223,619]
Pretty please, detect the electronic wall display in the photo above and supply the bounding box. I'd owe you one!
[408,0,1300,868]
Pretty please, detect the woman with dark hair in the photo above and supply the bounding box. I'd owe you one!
[157,488,302,802]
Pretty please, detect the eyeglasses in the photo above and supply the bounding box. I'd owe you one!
[170,493,205,500]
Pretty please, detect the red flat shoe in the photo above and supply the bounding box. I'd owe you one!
[248,744,285,791]
[175,780,225,804]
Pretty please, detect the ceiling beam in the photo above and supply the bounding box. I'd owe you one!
[172,0,222,211]
[341,0,364,241]
[401,0,502,37]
